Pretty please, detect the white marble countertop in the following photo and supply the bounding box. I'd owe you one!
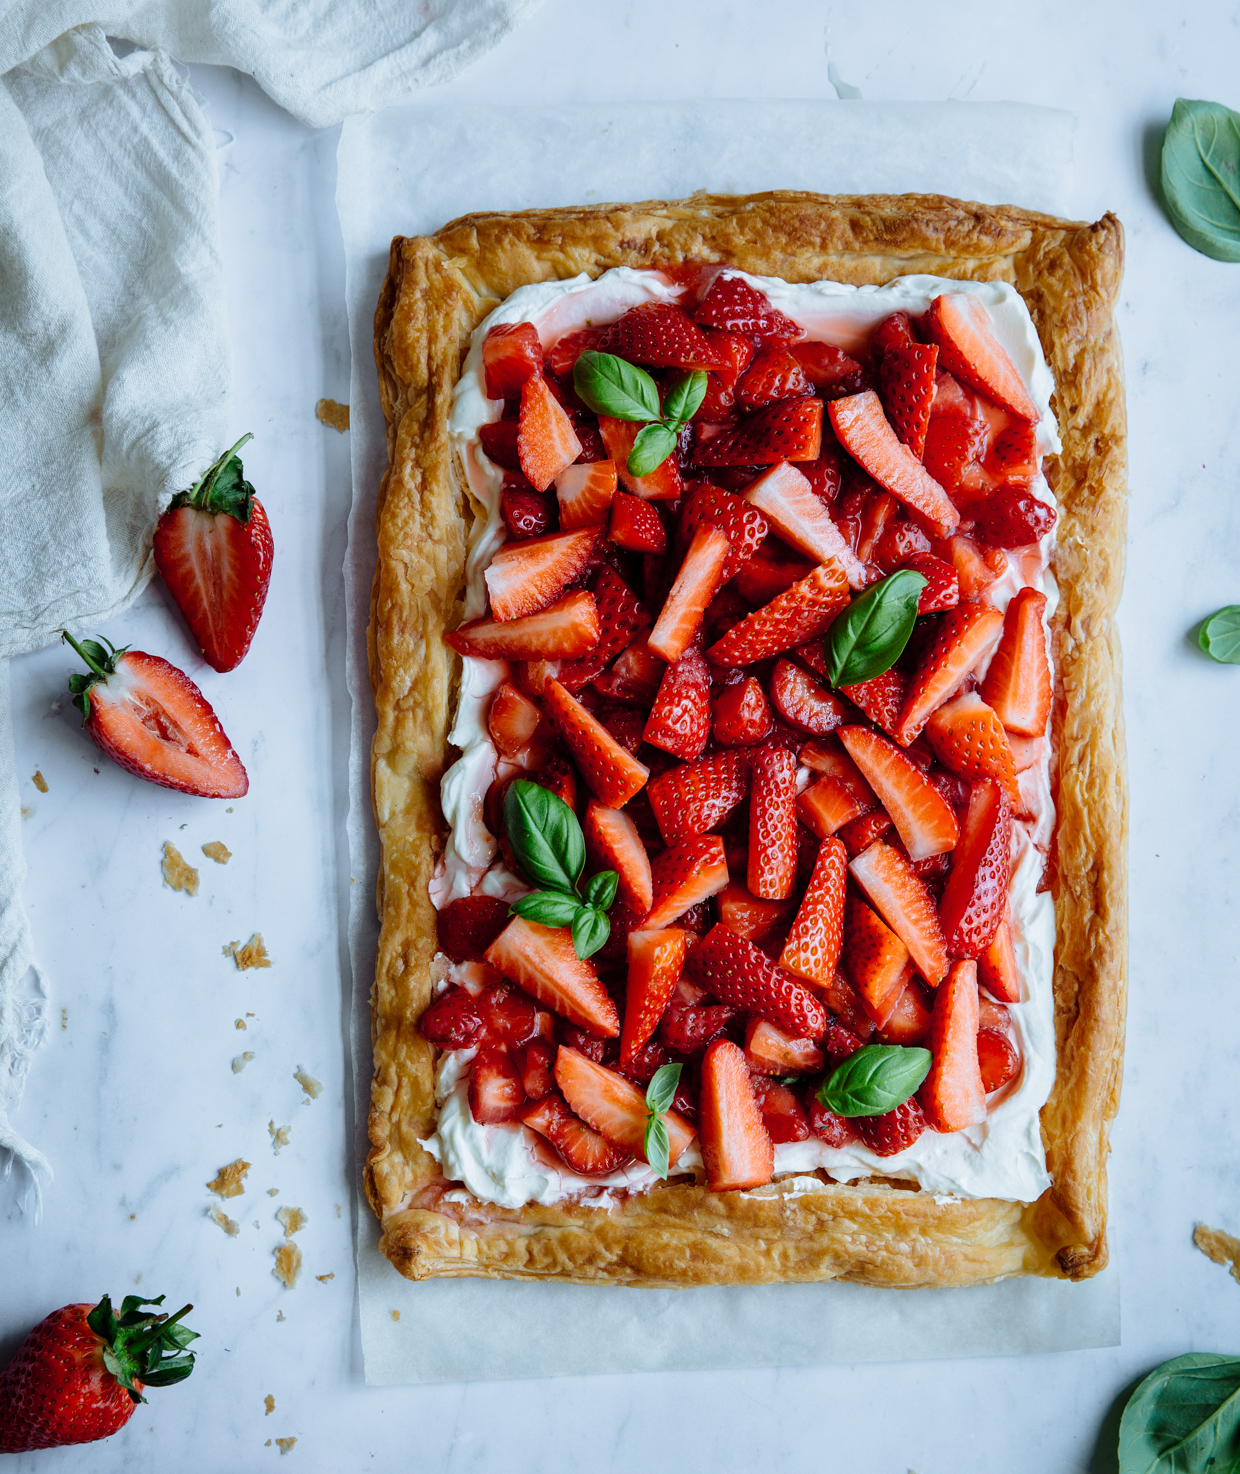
[6,1,1240,1468]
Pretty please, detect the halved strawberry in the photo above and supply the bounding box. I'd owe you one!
[545,325,609,379]
[447,589,599,661]
[482,321,543,399]
[544,678,649,808]
[903,551,960,613]
[924,294,1038,420]
[706,560,850,667]
[932,533,1006,599]
[599,416,684,500]
[555,460,616,530]
[555,566,650,693]
[849,841,947,984]
[837,808,894,857]
[418,985,485,1049]
[919,958,987,1131]
[609,490,667,553]
[978,1028,1020,1093]
[744,1016,824,1075]
[751,1077,811,1142]
[679,483,769,581]
[978,915,1021,1003]
[879,343,938,459]
[875,520,932,571]
[694,274,801,339]
[645,835,730,929]
[769,657,848,736]
[647,750,750,846]
[747,747,798,901]
[972,485,1057,547]
[518,373,583,491]
[689,924,827,1039]
[922,402,988,496]
[980,586,1051,736]
[827,391,960,539]
[435,895,512,963]
[601,302,726,370]
[478,419,522,472]
[621,928,689,1064]
[895,601,1005,745]
[838,725,959,860]
[643,646,712,759]
[584,800,653,914]
[872,311,916,355]
[855,1096,927,1157]
[986,420,1039,484]
[700,325,756,381]
[778,836,846,989]
[516,1038,557,1100]
[520,1091,632,1175]
[925,690,1022,810]
[555,1045,696,1166]
[735,345,810,411]
[698,1039,775,1190]
[842,896,911,1027]
[797,776,868,838]
[468,1048,526,1124]
[485,527,600,622]
[839,667,907,739]
[938,778,1013,959]
[875,975,932,1045]
[790,342,866,398]
[693,398,823,466]
[485,916,620,1035]
[730,543,816,604]
[592,628,665,706]
[716,882,794,942]
[647,524,730,662]
[743,461,868,588]
[712,676,774,746]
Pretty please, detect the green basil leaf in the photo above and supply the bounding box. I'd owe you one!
[582,869,618,911]
[824,569,927,687]
[645,1062,683,1116]
[1199,606,1240,663]
[1119,1352,1240,1474]
[1161,99,1240,262]
[627,422,678,478]
[570,906,610,960]
[503,779,585,896]
[511,891,583,928]
[572,351,661,421]
[819,1044,932,1118]
[644,1113,671,1180]
[661,370,708,428]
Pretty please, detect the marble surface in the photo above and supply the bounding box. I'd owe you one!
[4,1,1240,1468]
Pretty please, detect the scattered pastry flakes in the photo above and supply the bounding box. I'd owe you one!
[315,397,350,432]
[202,840,232,864]
[390,1310,400,1322]
[276,1206,306,1236]
[208,1207,239,1237]
[264,1395,275,1416]
[268,1187,279,1197]
[223,934,271,970]
[207,1159,251,1199]
[269,1120,290,1155]
[316,1273,334,1283]
[162,842,199,896]
[273,1242,302,1289]
[276,1437,297,1455]
[232,1052,255,1073]
[294,1067,322,1100]
[32,770,48,793]
[1195,1222,1240,1284]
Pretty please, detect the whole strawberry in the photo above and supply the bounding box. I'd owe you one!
[0,1295,197,1453]
[154,434,273,671]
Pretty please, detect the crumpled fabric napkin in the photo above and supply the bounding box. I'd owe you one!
[0,0,543,1212]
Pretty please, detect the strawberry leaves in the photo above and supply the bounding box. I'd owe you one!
[85,1294,198,1403]
[573,350,705,477]
[643,1062,684,1178]
[172,433,256,522]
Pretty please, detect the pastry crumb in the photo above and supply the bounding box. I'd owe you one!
[276,1206,306,1237]
[61,1009,67,1031]
[208,1206,239,1236]
[235,1018,246,1030]
[334,1204,341,1218]
[276,1437,297,1455]
[294,1067,322,1100]
[316,1273,334,1282]
[162,841,199,896]
[232,1052,255,1073]
[264,1394,275,1416]
[202,840,232,864]
[1195,1222,1240,1283]
[276,1310,285,1322]
[273,1242,302,1289]
[207,1159,250,1199]
[269,1120,290,1154]
[31,770,47,793]
[223,934,271,970]
[390,1310,400,1322]
[267,1187,279,1196]
[315,397,350,432]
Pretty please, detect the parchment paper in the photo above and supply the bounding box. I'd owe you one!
[338,99,1119,1385]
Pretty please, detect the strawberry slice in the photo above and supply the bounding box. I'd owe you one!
[699,1039,775,1191]
[476,982,541,1049]
[875,520,932,571]
[838,725,959,860]
[447,589,599,662]
[643,646,712,759]
[769,657,849,736]
[706,560,850,667]
[848,841,947,984]
[837,808,894,857]
[924,690,1022,810]
[712,675,774,746]
[555,460,617,530]
[485,527,600,622]
[873,312,916,354]
[980,586,1051,736]
[744,1016,824,1076]
[979,915,1021,1003]
[731,543,816,604]
[679,483,769,581]
[797,739,876,800]
[515,1038,557,1100]
[646,835,729,929]
[856,491,899,563]
[518,373,583,491]
[694,274,801,340]
[895,601,1005,745]
[837,669,906,740]
[544,678,649,808]
[693,398,823,466]
[986,420,1039,484]
[743,462,868,588]
[879,343,938,459]
[599,416,684,500]
[716,882,794,942]
[435,895,512,962]
[600,302,726,370]
[924,294,1038,421]
[922,404,988,496]
[779,836,847,989]
[932,533,1006,599]
[855,1096,927,1157]
[485,916,620,1035]
[592,628,665,706]
[919,958,987,1131]
[478,418,523,472]
[62,635,248,798]
[1007,732,1043,773]
[647,524,730,661]
[903,551,960,613]
[556,1045,696,1166]
[621,928,689,1064]
[482,322,543,399]
[748,746,798,901]
[545,325,609,379]
[752,1077,811,1142]
[828,391,961,539]
[555,567,650,693]
[877,974,932,1045]
[500,483,553,540]
[419,985,485,1049]
[647,750,750,846]
[520,1091,632,1175]
[609,490,667,553]
[790,342,866,399]
[977,1028,1020,1093]
[689,924,827,1040]
[700,326,756,383]
[797,776,869,838]
[735,345,810,411]
[842,895,911,1027]
[584,800,653,914]
[468,1048,526,1124]
[973,484,1057,548]
[938,778,1013,959]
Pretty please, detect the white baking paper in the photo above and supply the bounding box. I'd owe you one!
[339,99,1119,1384]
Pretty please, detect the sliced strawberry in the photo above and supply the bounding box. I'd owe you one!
[468,1048,526,1124]
[533,753,578,815]
[482,321,543,399]
[597,706,646,756]
[797,739,876,800]
[712,676,774,746]
[717,881,794,942]
[980,586,1051,736]
[689,924,827,1040]
[977,1028,1020,1093]
[849,841,947,984]
[932,533,1005,599]
[518,373,583,492]
[418,985,485,1049]
[938,778,1013,959]
[609,490,667,553]
[735,345,810,411]
[972,485,1057,547]
[730,542,815,604]
[695,274,801,339]
[435,895,512,963]
[700,325,756,381]
[698,1039,775,1191]
[877,976,933,1045]
[924,690,1022,809]
[599,416,684,500]
[837,725,959,860]
[592,628,665,706]
[545,325,609,379]
[555,567,650,693]
[693,398,823,466]
[778,836,847,989]
[706,560,850,667]
[485,916,619,1035]
[838,668,907,739]
[875,520,932,571]
[478,418,522,472]
[643,646,712,759]
[986,420,1039,484]
[747,746,798,901]
[555,1047,694,1166]
[978,915,1021,1003]
[797,776,868,838]
[809,1095,858,1146]
[919,958,986,1131]
[544,678,649,808]
[679,483,769,581]
[646,835,730,929]
[743,461,868,588]
[828,391,960,539]
[922,404,988,496]
[520,1091,632,1175]
[879,342,938,458]
[447,589,599,661]
[647,750,750,846]
[752,1077,811,1142]
[924,294,1038,420]
[621,928,689,1064]
[837,808,894,857]
[645,524,729,662]
[744,1016,824,1075]
[584,800,653,914]
[842,895,911,1027]
[872,311,916,355]
[500,483,554,540]
[516,1038,557,1100]
[903,551,960,613]
[769,658,848,736]
[555,460,616,530]
[790,342,866,399]
[485,526,600,622]
[895,601,1005,745]
[855,491,899,563]
[601,301,726,370]
[855,1096,927,1157]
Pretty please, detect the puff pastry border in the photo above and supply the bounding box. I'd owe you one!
[364,192,1127,1289]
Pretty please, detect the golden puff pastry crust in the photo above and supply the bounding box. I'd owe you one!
[365,192,1127,1288]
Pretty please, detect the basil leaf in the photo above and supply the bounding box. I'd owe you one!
[824,568,927,687]
[570,906,610,960]
[1199,606,1240,663]
[627,422,678,478]
[511,891,583,928]
[661,370,708,428]
[646,1062,683,1116]
[582,869,618,910]
[503,779,585,896]
[1119,1353,1240,1474]
[572,351,661,422]
[819,1044,932,1118]
[1161,99,1240,262]
[644,1113,671,1179]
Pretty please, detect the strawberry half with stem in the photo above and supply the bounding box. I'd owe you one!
[838,725,959,860]
[690,924,827,1040]
[919,958,987,1131]
[706,560,850,667]
[622,928,689,1064]
[849,841,948,984]
[743,461,868,588]
[748,746,798,900]
[62,632,247,799]
[153,434,272,672]
[543,678,650,808]
[938,778,1013,959]
[980,586,1051,736]
[780,835,847,989]
[828,391,961,539]
[698,1039,775,1191]
[924,294,1039,421]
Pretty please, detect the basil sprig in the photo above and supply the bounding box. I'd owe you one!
[817,1044,931,1118]
[1199,606,1240,664]
[503,780,616,960]
[573,350,706,477]
[1118,1353,1240,1473]
[823,568,926,687]
[1161,99,1240,262]
[643,1062,684,1178]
